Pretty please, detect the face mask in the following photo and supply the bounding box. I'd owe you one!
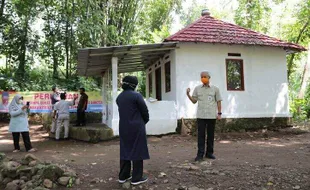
[201,77,209,84]
[18,99,23,104]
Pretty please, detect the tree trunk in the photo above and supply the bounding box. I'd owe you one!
[298,44,310,99]
[0,0,5,19]
[69,0,75,77]
[287,19,310,80]
[5,53,10,69]
[17,17,29,79]
[65,0,69,79]
[52,36,58,78]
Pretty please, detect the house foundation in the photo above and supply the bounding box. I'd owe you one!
[177,117,292,136]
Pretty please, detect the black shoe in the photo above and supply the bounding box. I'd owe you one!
[206,153,216,159]
[131,177,148,185]
[118,176,132,184]
[195,156,203,162]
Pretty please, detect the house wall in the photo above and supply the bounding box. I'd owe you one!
[175,43,289,119]
[107,100,177,136]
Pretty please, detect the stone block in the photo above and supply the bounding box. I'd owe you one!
[40,165,64,181]
[69,124,114,143]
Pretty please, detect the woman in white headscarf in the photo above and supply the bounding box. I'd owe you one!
[9,94,37,152]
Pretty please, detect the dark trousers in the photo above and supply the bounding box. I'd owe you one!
[197,119,216,157]
[119,160,143,182]
[76,109,86,125]
[12,132,32,151]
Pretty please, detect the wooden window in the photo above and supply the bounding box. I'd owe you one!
[148,73,153,97]
[226,59,244,91]
[165,62,171,92]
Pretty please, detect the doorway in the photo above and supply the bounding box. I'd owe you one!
[155,68,162,100]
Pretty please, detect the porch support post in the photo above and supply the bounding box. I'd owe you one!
[146,69,149,98]
[112,57,118,115]
[111,57,119,134]
[101,73,107,124]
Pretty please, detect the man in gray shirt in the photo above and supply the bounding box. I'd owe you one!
[187,71,222,161]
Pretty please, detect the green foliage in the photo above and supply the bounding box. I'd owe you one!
[179,0,205,26]
[289,98,308,120]
[0,65,101,91]
[136,71,146,97]
[234,0,272,33]
[137,0,182,43]
[0,0,180,93]
[67,177,74,188]
[284,0,310,79]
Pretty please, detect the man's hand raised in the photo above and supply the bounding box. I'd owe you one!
[186,88,191,95]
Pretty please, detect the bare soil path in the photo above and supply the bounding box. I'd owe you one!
[1,123,310,190]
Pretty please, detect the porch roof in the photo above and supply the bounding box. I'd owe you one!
[77,42,178,76]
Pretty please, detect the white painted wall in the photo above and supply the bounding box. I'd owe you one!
[108,100,177,136]
[175,43,289,119]
[145,100,177,135]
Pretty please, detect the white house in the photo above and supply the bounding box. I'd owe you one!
[77,10,306,136]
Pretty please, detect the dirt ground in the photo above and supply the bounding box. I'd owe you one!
[0,122,310,190]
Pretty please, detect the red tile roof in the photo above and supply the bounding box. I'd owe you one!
[165,15,306,52]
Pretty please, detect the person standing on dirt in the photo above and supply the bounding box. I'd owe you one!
[53,93,77,140]
[76,87,88,126]
[116,76,150,186]
[50,86,60,133]
[8,94,37,152]
[186,71,222,161]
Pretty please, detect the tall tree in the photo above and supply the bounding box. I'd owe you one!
[0,0,39,85]
[285,0,310,79]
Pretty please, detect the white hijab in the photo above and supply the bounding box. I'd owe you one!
[9,94,23,112]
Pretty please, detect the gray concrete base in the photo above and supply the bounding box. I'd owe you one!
[177,117,291,136]
[49,123,114,143]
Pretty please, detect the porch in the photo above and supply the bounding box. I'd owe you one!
[77,42,179,136]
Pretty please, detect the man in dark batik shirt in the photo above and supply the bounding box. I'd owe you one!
[76,88,88,126]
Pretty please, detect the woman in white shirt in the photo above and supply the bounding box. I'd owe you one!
[9,94,37,152]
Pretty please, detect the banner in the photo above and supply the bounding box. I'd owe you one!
[0,91,103,113]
